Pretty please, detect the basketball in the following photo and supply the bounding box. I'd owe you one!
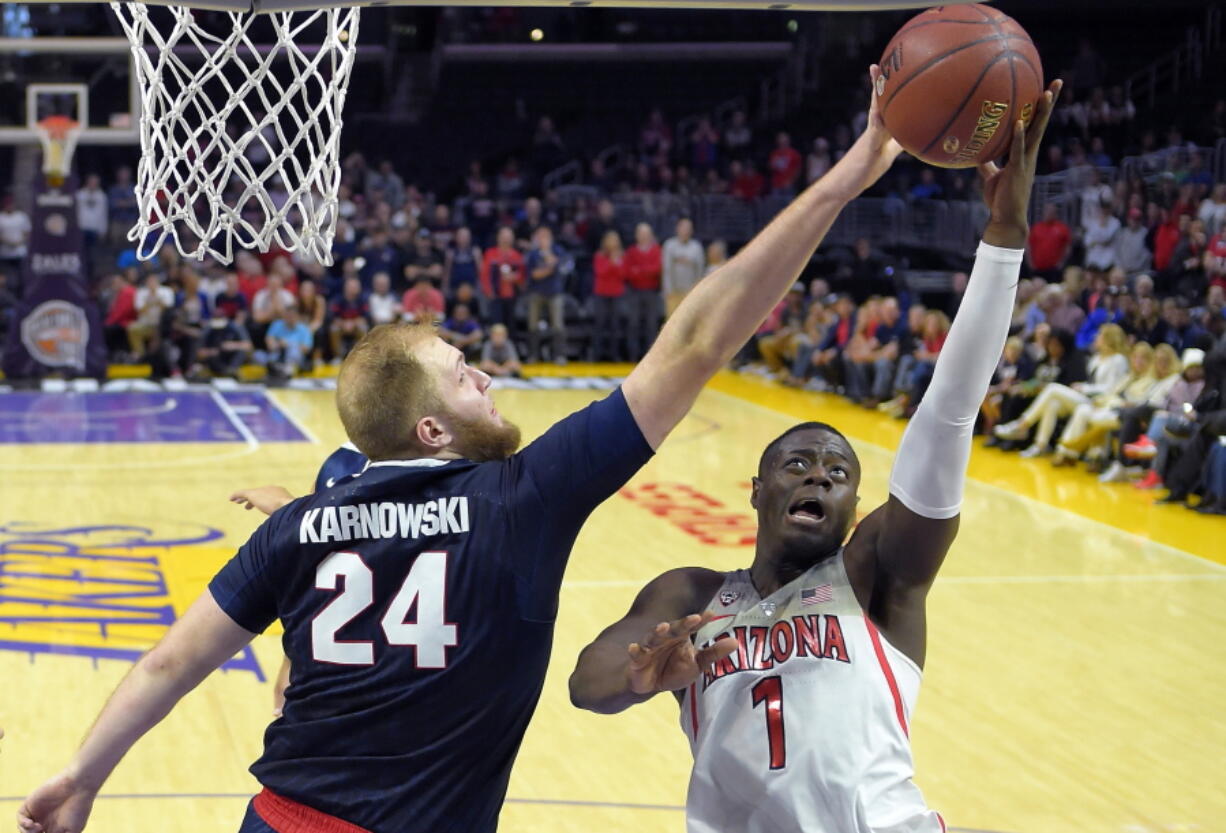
[876,3,1043,169]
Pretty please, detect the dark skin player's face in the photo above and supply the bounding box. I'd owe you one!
[751,428,860,569]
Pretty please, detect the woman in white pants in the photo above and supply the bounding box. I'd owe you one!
[1050,341,1159,466]
[994,323,1131,457]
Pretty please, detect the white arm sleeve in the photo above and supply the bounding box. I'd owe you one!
[888,242,1024,519]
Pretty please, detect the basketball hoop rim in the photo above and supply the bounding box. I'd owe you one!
[35,115,82,141]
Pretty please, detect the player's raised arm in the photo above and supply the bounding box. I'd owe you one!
[847,80,1063,667]
[17,592,256,833]
[621,67,903,450]
[230,485,295,514]
[569,568,735,714]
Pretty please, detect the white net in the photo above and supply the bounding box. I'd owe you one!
[110,2,360,265]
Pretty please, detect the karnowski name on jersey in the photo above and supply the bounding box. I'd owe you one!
[299,498,471,544]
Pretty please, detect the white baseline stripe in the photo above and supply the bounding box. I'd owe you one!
[940,573,1226,584]
[709,387,1226,574]
[209,390,259,450]
[264,390,320,445]
[0,399,178,420]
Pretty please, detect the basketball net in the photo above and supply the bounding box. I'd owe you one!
[35,115,82,189]
[109,3,360,265]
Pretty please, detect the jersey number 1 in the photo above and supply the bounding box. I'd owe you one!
[312,551,458,667]
[751,676,786,770]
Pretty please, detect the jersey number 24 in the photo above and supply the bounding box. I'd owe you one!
[312,551,458,667]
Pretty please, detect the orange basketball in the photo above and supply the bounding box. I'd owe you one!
[876,3,1043,169]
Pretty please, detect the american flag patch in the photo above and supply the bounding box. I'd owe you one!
[801,584,833,606]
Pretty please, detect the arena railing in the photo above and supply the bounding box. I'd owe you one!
[1123,3,1223,110]
[453,188,985,261]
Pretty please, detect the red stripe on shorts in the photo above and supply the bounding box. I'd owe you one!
[253,787,373,833]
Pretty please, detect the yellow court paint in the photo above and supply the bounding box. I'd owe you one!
[0,372,1221,833]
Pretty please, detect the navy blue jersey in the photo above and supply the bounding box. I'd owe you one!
[210,388,652,833]
[313,443,368,493]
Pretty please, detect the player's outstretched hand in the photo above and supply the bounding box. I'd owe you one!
[626,612,738,695]
[979,78,1064,249]
[229,485,295,516]
[846,64,905,195]
[17,772,96,833]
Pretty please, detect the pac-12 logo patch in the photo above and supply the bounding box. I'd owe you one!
[719,590,740,606]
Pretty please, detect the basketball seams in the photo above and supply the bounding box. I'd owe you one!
[1008,49,1018,156]
[882,4,1042,168]
[882,32,1029,113]
[1012,50,1044,87]
[917,50,1015,159]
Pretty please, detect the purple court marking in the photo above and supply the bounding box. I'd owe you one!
[0,391,307,444]
[219,391,309,443]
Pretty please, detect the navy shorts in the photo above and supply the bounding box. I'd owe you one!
[238,800,277,833]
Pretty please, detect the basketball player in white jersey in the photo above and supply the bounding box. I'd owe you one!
[571,81,1062,833]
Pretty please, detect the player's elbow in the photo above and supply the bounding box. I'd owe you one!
[139,642,210,695]
[567,668,598,711]
[567,656,618,713]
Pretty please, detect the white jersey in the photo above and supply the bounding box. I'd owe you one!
[680,552,945,833]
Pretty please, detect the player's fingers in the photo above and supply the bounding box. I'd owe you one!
[1026,79,1063,161]
[1011,118,1026,164]
[695,637,739,670]
[867,64,882,116]
[977,161,1000,180]
[16,807,41,833]
[676,611,712,633]
[645,616,693,647]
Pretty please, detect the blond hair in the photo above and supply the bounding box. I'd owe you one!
[1154,343,1181,377]
[336,322,439,461]
[1129,340,1155,374]
[1097,323,1128,356]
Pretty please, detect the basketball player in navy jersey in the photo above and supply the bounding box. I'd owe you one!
[570,81,1062,833]
[19,68,905,833]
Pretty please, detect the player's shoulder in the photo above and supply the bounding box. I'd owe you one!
[315,442,368,491]
[636,567,729,614]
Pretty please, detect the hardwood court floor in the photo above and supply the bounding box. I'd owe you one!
[0,367,1222,833]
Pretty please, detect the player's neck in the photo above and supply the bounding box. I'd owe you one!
[748,544,838,599]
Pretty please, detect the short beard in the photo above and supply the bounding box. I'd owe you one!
[444,411,522,462]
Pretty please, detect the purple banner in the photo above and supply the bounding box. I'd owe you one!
[2,173,107,380]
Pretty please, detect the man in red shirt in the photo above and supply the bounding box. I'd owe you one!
[481,226,525,331]
[1204,228,1226,292]
[592,229,628,361]
[402,277,445,324]
[623,222,662,360]
[1026,202,1071,282]
[768,132,803,195]
[103,271,138,359]
[1153,211,1186,275]
[730,160,765,202]
[235,251,268,304]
